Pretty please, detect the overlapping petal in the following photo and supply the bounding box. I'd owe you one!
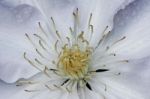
[0,3,41,83]
[108,0,150,59]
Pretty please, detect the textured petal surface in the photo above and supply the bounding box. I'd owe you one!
[0,3,41,83]
[0,80,63,99]
[114,56,150,99]
[109,0,150,59]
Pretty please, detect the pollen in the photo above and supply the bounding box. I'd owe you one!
[58,44,92,79]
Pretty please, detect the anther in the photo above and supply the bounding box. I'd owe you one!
[33,34,46,44]
[24,52,42,71]
[16,80,34,86]
[61,79,70,86]
[95,69,109,72]
[35,58,43,65]
[24,89,39,92]
[83,79,92,91]
[86,82,92,91]
[88,13,93,27]
[49,68,58,72]
[50,17,56,30]
[55,30,61,39]
[38,22,48,37]
[25,33,30,40]
[66,37,71,46]
[111,36,126,46]
[39,40,47,51]
[54,40,59,54]
[35,49,47,59]
[89,69,109,73]
[50,17,62,41]
[69,27,73,33]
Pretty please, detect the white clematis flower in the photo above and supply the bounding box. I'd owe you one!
[0,0,150,99]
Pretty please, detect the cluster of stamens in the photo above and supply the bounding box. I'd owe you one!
[58,44,92,79]
[17,8,129,93]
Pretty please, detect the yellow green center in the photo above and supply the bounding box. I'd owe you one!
[58,45,92,79]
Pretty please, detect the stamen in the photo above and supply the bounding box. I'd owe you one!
[95,26,110,49]
[83,79,92,91]
[38,22,48,37]
[54,40,59,54]
[33,34,47,45]
[50,17,62,41]
[24,89,40,92]
[86,82,92,91]
[105,36,126,52]
[22,10,129,94]
[88,69,109,73]
[50,17,57,31]
[53,84,61,90]
[89,25,94,33]
[25,33,36,48]
[69,27,73,35]
[49,68,61,76]
[82,39,89,46]
[78,31,84,40]
[24,52,42,71]
[38,40,54,56]
[44,66,51,78]
[95,69,109,72]
[66,37,71,46]
[35,49,48,60]
[73,8,80,40]
[16,80,35,86]
[111,36,126,46]
[88,13,93,27]
[39,40,47,51]
[34,58,43,65]
[61,79,70,86]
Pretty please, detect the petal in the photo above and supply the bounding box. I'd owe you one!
[92,77,145,99]
[75,0,135,47]
[0,3,41,83]
[77,88,103,99]
[0,72,79,99]
[0,80,64,99]
[9,0,135,45]
[109,0,150,59]
[116,57,150,99]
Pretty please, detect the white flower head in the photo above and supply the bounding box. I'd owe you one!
[1,0,150,99]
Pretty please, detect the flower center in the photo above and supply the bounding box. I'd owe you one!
[58,45,92,79]
[20,8,128,93]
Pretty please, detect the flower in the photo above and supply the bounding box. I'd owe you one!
[1,0,150,99]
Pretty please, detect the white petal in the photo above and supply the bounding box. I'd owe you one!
[76,0,135,47]
[77,88,103,99]
[117,57,150,99]
[0,3,41,83]
[0,80,64,99]
[12,0,135,45]
[93,77,145,99]
[109,0,150,59]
